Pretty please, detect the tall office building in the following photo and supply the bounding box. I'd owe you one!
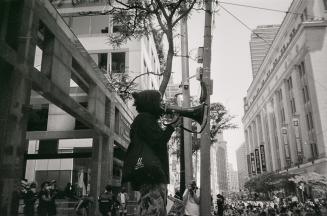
[250,25,280,78]
[227,163,239,193]
[243,0,327,191]
[236,143,248,190]
[216,133,228,194]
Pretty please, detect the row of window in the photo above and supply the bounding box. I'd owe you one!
[90,52,126,74]
[63,15,121,35]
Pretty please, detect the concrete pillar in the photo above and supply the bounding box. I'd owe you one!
[272,93,286,169]
[88,85,113,214]
[292,66,312,161]
[259,110,273,172]
[280,79,298,165]
[0,0,37,215]
[266,100,279,171]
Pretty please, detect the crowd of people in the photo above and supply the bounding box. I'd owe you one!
[19,179,129,216]
[214,198,327,216]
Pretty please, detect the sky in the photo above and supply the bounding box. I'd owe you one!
[172,0,293,170]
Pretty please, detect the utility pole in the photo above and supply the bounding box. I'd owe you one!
[200,0,213,215]
[181,8,193,186]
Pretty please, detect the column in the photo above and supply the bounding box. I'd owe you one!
[281,80,298,165]
[273,93,286,169]
[88,85,107,214]
[253,118,262,174]
[0,0,37,215]
[266,100,279,171]
[292,67,311,161]
[261,107,273,172]
[256,114,267,172]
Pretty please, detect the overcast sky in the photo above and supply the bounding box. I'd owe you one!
[172,0,293,170]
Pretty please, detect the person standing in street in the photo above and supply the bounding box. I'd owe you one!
[98,185,114,216]
[183,180,200,216]
[122,90,180,216]
[117,187,128,216]
[216,194,225,216]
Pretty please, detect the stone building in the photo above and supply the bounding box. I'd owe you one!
[243,0,327,182]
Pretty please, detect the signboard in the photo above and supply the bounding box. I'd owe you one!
[255,149,261,174]
[247,154,251,175]
[260,144,266,172]
[250,153,256,174]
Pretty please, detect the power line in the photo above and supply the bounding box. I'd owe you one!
[219,4,271,45]
[218,3,327,93]
[217,1,325,20]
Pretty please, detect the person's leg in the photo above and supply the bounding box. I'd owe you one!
[138,184,167,216]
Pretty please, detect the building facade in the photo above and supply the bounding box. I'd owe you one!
[53,0,161,93]
[250,25,280,78]
[236,142,248,191]
[243,0,327,180]
[227,163,239,193]
[216,133,229,194]
[25,0,162,191]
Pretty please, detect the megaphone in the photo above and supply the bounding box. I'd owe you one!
[162,103,208,133]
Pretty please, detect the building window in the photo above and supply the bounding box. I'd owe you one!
[111,52,125,73]
[290,97,296,114]
[324,0,327,9]
[298,61,305,77]
[310,143,318,159]
[287,77,293,90]
[281,108,286,123]
[112,19,123,33]
[90,53,108,73]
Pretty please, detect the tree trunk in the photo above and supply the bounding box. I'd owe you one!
[159,30,174,95]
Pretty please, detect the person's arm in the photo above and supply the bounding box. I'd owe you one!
[182,189,189,203]
[193,190,200,204]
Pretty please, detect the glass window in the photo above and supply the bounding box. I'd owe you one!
[71,16,91,35]
[111,52,125,73]
[98,53,108,72]
[324,0,327,9]
[112,19,123,33]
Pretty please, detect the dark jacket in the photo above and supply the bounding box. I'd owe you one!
[122,112,174,188]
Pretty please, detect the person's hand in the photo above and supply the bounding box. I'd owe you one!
[170,115,181,128]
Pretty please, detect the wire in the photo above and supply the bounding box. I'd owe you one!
[219,3,327,93]
[217,1,325,20]
[219,4,271,45]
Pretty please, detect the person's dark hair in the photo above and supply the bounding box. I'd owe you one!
[41,181,49,190]
[105,184,112,192]
[132,90,163,117]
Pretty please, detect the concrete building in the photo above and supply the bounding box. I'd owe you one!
[24,0,162,193]
[227,163,239,193]
[243,0,327,183]
[52,0,161,92]
[250,25,280,78]
[216,133,228,194]
[236,142,249,191]
[0,0,134,214]
[210,142,219,197]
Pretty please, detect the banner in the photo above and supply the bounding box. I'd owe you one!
[255,149,261,174]
[250,153,256,174]
[247,154,251,175]
[260,145,267,172]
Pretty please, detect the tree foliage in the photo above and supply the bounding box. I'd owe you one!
[108,0,200,95]
[209,102,237,143]
[244,172,296,194]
